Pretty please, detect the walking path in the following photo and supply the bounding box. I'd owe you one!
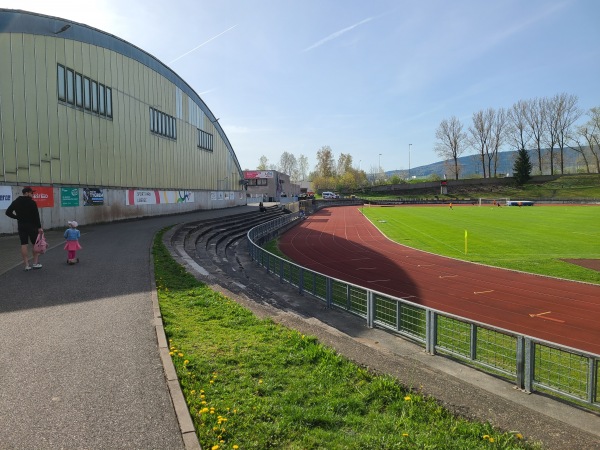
[0,206,254,449]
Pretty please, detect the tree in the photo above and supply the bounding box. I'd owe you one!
[278,151,297,177]
[488,107,508,177]
[298,155,309,181]
[576,107,600,173]
[336,153,353,176]
[524,97,547,174]
[435,116,467,180]
[553,93,581,174]
[468,109,493,178]
[508,99,532,154]
[257,155,268,170]
[315,146,335,178]
[513,148,532,185]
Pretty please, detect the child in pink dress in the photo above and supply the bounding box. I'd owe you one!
[64,220,82,264]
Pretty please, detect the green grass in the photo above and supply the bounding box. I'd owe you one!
[361,205,600,284]
[154,229,539,450]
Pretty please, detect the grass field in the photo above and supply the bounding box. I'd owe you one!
[360,205,600,284]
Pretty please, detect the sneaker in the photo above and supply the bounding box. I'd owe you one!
[32,263,42,269]
[24,266,32,271]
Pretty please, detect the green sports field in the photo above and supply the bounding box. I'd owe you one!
[361,205,600,285]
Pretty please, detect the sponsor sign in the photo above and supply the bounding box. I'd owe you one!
[244,171,274,179]
[31,186,54,208]
[61,187,80,207]
[126,190,194,205]
[0,186,12,209]
[83,188,104,206]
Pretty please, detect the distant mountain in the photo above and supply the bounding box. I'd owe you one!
[387,147,588,179]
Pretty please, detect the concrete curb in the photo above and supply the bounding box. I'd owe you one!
[150,233,202,450]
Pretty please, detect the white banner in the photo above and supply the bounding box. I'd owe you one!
[0,186,13,209]
[126,190,194,205]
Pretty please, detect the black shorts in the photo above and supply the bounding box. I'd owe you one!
[18,223,38,245]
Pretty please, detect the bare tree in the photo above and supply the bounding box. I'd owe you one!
[576,107,600,173]
[571,129,593,173]
[554,93,582,174]
[278,151,297,177]
[524,97,547,174]
[468,109,493,178]
[298,154,309,181]
[544,95,563,175]
[257,155,269,170]
[508,99,532,153]
[488,107,509,177]
[435,116,467,180]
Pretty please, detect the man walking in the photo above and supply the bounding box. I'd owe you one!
[5,187,44,271]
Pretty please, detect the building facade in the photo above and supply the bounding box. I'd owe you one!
[0,9,245,234]
[244,170,300,203]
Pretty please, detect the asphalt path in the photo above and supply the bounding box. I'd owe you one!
[0,207,253,449]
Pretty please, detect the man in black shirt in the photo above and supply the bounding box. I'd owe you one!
[5,187,44,271]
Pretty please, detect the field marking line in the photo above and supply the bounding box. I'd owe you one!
[418,264,435,267]
[528,311,552,317]
[439,275,458,278]
[473,290,494,295]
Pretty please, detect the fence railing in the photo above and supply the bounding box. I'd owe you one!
[247,210,599,410]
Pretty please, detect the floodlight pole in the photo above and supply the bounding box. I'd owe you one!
[409,144,412,180]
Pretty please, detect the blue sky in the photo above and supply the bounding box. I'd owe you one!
[6,0,600,174]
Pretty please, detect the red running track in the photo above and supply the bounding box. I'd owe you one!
[279,206,600,355]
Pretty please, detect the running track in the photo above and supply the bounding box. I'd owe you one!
[279,206,600,355]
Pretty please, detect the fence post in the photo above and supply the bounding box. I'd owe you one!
[367,291,374,328]
[326,277,333,309]
[265,251,270,274]
[523,338,534,393]
[279,259,284,283]
[425,310,437,355]
[516,336,525,390]
[588,357,597,404]
[298,268,304,295]
[470,324,477,361]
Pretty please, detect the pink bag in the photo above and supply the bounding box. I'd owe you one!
[34,231,48,254]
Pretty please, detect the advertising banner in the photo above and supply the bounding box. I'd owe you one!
[244,171,274,179]
[31,186,54,208]
[83,188,104,206]
[61,187,80,207]
[0,186,12,209]
[126,190,194,205]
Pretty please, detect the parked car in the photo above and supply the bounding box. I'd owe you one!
[322,191,338,199]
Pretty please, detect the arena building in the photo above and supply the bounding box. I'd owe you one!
[0,9,245,234]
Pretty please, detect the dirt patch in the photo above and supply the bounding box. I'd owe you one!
[562,259,600,272]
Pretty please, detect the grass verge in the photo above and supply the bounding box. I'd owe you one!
[154,229,539,449]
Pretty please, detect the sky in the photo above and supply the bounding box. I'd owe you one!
[4,0,600,174]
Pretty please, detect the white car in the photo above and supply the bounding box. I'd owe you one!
[322,191,338,199]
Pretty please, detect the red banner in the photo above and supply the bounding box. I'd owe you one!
[30,186,54,208]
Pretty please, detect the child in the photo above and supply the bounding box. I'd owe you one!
[64,220,82,264]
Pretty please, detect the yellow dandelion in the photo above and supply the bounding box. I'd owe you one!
[489,438,495,443]
[233,446,239,449]
[258,379,263,384]
[211,446,219,450]
[515,433,523,440]
[169,352,174,356]
[201,401,207,405]
[178,352,184,357]
[402,433,409,437]
[404,396,411,401]
[483,435,490,440]
[210,410,215,414]
[210,380,214,384]
[184,360,189,365]
[190,390,196,395]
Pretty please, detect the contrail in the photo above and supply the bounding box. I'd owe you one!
[303,17,373,52]
[169,25,237,64]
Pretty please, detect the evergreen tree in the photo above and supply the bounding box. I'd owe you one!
[513,148,532,185]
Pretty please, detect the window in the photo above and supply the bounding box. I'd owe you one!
[57,64,113,120]
[198,129,213,151]
[105,87,112,118]
[98,84,105,115]
[57,65,66,101]
[91,81,98,112]
[75,73,83,107]
[149,107,176,139]
[83,77,91,110]
[66,69,75,104]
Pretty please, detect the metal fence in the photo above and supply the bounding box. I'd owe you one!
[247,211,600,410]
